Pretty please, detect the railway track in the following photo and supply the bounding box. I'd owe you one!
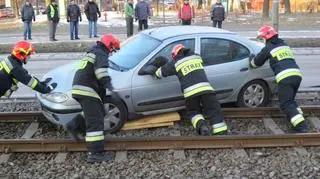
[0,106,320,154]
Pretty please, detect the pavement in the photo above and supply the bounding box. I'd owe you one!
[1,11,320,53]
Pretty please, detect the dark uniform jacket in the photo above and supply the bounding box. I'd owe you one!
[72,42,113,101]
[211,2,225,21]
[21,4,35,22]
[0,56,51,97]
[250,36,302,83]
[67,4,82,22]
[155,54,214,98]
[47,3,60,22]
[84,1,100,21]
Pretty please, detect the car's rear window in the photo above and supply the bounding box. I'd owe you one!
[109,34,161,69]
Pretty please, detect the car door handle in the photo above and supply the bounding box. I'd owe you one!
[240,67,248,72]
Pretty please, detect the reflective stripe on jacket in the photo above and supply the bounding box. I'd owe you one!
[156,54,214,98]
[249,37,302,83]
[72,43,113,100]
[0,56,50,97]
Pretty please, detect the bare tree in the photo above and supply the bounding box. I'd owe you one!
[230,0,234,12]
[284,0,291,14]
[11,0,19,18]
[262,0,269,18]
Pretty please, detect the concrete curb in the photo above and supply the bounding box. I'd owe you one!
[1,38,320,53]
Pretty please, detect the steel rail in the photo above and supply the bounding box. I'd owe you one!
[1,106,320,122]
[0,133,320,153]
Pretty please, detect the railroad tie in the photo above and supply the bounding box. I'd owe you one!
[170,129,186,160]
[263,117,310,157]
[115,151,128,162]
[54,153,68,163]
[0,122,39,163]
[307,117,320,131]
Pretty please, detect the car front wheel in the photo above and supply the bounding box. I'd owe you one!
[237,80,269,108]
[103,96,127,134]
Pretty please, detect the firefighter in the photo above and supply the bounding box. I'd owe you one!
[154,44,228,136]
[249,25,308,133]
[64,34,120,163]
[0,41,57,98]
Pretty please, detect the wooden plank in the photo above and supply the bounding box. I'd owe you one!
[21,122,39,139]
[122,122,174,130]
[123,112,180,129]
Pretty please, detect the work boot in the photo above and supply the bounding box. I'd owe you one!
[63,123,84,141]
[214,130,228,135]
[196,120,210,136]
[292,120,308,133]
[86,152,114,163]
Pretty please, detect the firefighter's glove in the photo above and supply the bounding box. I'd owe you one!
[248,53,256,68]
[152,56,168,68]
[47,83,57,92]
[41,77,52,85]
[105,89,118,99]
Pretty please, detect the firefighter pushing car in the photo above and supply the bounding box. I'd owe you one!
[153,44,228,136]
[64,34,120,163]
[0,41,57,98]
[249,25,308,133]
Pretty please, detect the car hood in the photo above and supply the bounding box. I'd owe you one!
[42,61,127,94]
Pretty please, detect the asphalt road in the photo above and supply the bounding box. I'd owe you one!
[0,50,319,98]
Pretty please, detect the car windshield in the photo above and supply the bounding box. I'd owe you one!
[109,34,161,70]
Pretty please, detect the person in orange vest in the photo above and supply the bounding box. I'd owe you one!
[178,0,195,25]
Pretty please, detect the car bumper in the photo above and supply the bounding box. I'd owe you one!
[41,104,82,126]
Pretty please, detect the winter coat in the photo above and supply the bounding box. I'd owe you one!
[84,1,101,21]
[21,4,35,22]
[178,3,195,20]
[67,4,82,22]
[135,1,150,20]
[211,3,225,21]
[124,3,134,18]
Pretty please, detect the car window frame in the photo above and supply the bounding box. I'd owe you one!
[134,35,198,76]
[199,36,251,67]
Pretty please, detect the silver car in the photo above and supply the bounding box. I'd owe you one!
[37,26,276,133]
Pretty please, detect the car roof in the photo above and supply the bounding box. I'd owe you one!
[141,26,236,41]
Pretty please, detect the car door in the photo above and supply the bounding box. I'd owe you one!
[131,37,196,113]
[199,36,251,101]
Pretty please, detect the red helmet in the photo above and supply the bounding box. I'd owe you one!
[171,44,185,60]
[257,25,278,41]
[11,41,36,62]
[100,34,120,52]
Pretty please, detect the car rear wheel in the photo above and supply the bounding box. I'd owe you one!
[103,96,127,134]
[237,80,269,108]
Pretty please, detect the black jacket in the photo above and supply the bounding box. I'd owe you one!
[250,36,302,83]
[84,1,100,21]
[21,4,35,22]
[72,42,113,100]
[67,4,82,22]
[0,55,52,97]
[211,3,225,21]
[155,53,214,99]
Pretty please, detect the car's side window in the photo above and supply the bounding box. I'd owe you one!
[200,38,250,66]
[150,39,195,63]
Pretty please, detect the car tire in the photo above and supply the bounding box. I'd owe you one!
[103,96,127,134]
[237,80,270,108]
